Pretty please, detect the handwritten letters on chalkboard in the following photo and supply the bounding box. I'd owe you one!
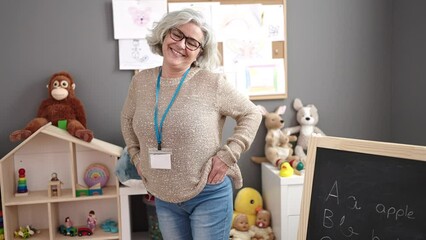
[319,180,417,240]
[298,136,426,240]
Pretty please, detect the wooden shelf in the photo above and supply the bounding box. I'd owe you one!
[4,187,118,206]
[0,123,123,240]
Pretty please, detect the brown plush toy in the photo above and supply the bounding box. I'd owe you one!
[9,71,94,142]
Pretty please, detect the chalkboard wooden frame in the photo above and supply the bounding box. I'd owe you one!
[298,136,426,240]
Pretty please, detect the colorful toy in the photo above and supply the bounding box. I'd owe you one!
[76,183,103,197]
[77,227,93,236]
[87,210,97,231]
[233,187,263,227]
[14,225,38,239]
[250,209,275,240]
[58,225,92,237]
[58,225,77,236]
[100,219,118,233]
[9,71,94,143]
[279,162,294,177]
[143,195,163,240]
[64,217,74,236]
[251,105,301,170]
[0,210,4,238]
[284,98,326,163]
[230,213,255,240]
[84,163,110,188]
[16,168,29,196]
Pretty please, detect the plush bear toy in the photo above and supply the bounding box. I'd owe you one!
[250,209,275,240]
[9,71,94,142]
[251,105,300,169]
[284,98,325,162]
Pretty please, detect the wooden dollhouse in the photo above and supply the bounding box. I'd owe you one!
[0,123,123,240]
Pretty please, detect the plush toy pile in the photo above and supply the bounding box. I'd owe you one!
[251,105,300,171]
[9,71,94,142]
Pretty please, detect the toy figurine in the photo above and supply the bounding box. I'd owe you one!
[250,209,275,240]
[87,210,97,231]
[65,217,73,235]
[48,172,63,197]
[230,213,255,240]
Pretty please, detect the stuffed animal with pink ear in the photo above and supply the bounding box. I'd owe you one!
[251,105,300,169]
[284,98,325,162]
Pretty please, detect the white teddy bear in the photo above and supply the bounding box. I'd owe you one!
[284,98,325,162]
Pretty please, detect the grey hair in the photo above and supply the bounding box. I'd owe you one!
[146,8,220,71]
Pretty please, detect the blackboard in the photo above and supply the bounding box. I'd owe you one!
[298,136,426,240]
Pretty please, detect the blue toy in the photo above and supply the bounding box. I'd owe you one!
[115,147,142,187]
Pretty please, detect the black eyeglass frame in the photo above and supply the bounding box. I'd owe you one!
[168,27,204,51]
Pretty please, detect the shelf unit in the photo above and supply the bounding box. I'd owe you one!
[0,123,123,240]
[261,162,304,240]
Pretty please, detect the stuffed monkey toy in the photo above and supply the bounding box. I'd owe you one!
[10,71,94,142]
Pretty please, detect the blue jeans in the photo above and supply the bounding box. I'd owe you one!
[155,176,233,240]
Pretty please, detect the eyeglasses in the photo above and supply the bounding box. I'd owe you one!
[169,27,203,51]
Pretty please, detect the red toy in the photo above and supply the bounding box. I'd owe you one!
[78,227,93,236]
[9,71,94,142]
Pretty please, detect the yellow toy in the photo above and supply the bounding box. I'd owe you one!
[279,162,294,177]
[233,187,263,226]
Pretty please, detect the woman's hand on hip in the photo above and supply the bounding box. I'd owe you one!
[207,155,228,184]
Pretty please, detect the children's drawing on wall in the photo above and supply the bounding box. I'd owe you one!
[263,5,285,41]
[119,39,163,70]
[218,4,286,97]
[112,0,167,39]
[217,4,264,42]
[168,2,220,34]
[245,59,285,96]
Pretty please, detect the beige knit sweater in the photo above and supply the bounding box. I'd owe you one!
[121,67,262,203]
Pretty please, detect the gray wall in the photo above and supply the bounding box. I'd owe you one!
[391,0,426,145]
[0,0,424,194]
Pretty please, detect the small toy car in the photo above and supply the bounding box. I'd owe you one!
[58,225,77,236]
[77,227,93,236]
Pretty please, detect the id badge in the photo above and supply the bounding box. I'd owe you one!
[148,148,172,169]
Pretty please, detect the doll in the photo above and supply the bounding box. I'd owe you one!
[87,210,97,231]
[65,217,73,235]
[229,213,255,240]
[250,209,275,240]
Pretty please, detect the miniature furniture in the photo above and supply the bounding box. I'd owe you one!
[261,162,304,240]
[48,180,62,197]
[48,172,63,197]
[0,123,123,240]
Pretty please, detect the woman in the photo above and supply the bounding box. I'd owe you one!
[121,8,262,240]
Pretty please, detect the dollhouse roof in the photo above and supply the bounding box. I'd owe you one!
[1,122,123,162]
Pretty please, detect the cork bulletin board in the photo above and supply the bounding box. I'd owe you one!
[119,0,288,99]
[168,0,288,100]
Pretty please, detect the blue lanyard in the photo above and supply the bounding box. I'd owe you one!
[154,67,190,150]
